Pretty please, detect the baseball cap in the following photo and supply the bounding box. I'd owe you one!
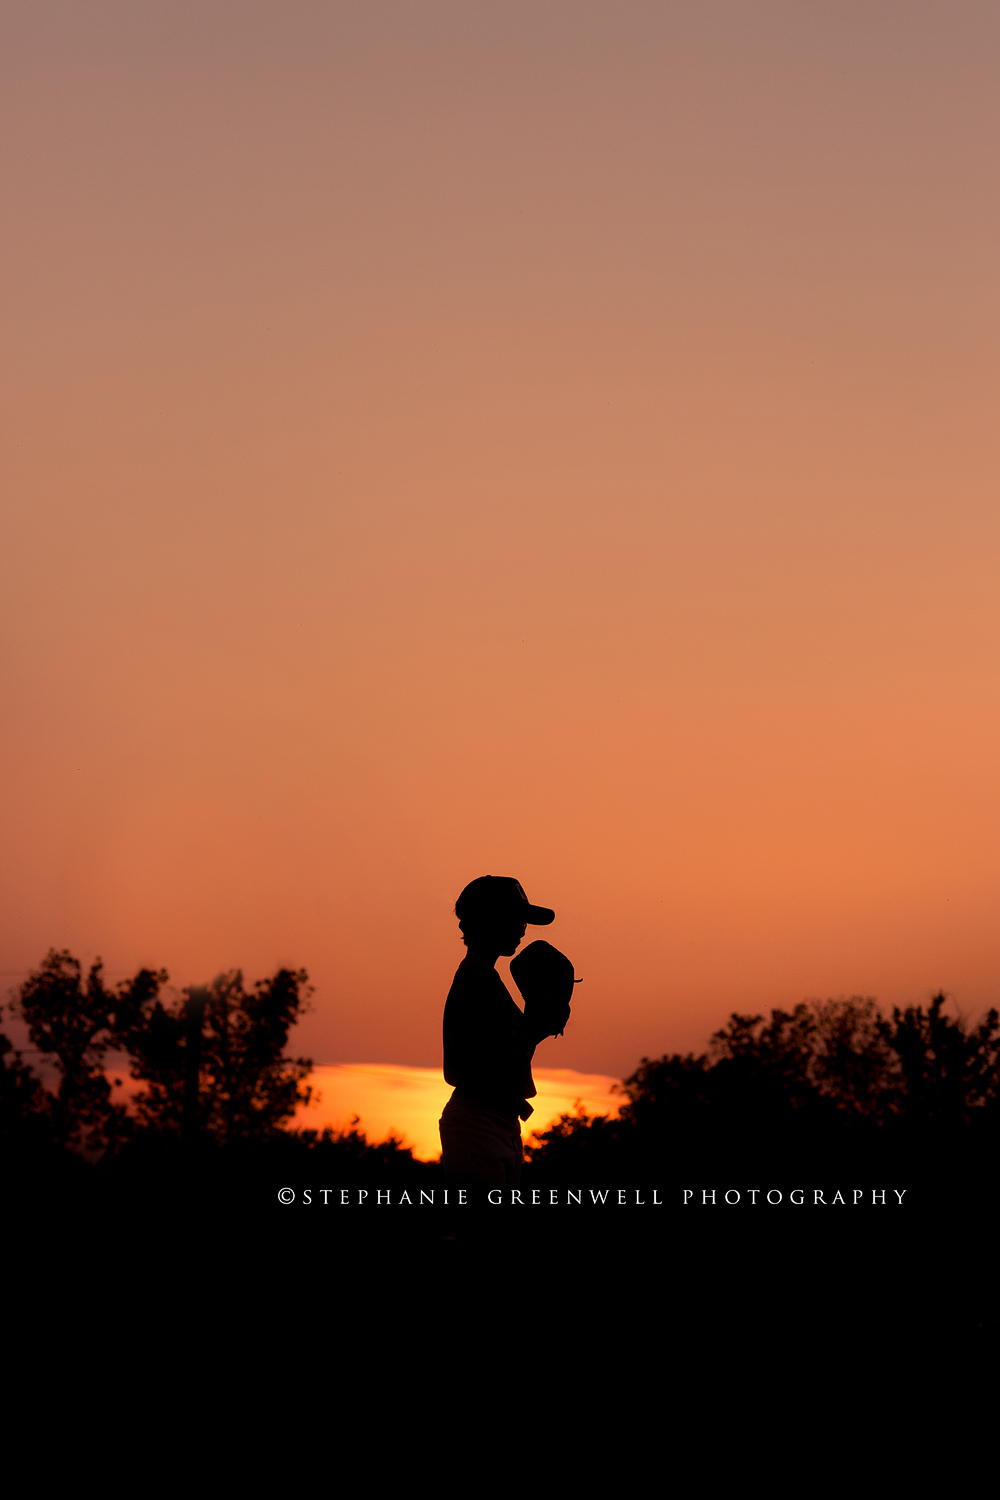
[455,875,555,927]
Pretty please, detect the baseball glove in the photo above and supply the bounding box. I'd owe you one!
[510,940,578,1040]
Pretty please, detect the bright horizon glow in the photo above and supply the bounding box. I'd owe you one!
[293,1064,624,1162]
[98,1061,624,1162]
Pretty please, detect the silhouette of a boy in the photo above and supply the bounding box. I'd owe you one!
[438,875,564,1188]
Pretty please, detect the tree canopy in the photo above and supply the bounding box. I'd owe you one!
[7,949,313,1155]
[526,994,1000,1181]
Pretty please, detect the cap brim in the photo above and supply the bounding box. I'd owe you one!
[524,905,555,925]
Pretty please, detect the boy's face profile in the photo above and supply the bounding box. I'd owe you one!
[461,915,527,956]
[496,918,528,956]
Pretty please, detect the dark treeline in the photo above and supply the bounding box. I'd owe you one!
[3,949,998,1200]
[1,949,427,1189]
[528,995,1000,1191]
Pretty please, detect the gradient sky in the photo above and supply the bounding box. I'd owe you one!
[3,1,999,1081]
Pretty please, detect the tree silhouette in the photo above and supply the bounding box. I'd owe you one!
[879,994,1000,1126]
[115,966,314,1145]
[526,993,1000,1181]
[0,1031,54,1152]
[10,949,166,1154]
[9,951,314,1158]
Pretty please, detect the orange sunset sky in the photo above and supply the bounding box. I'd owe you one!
[3,3,999,1112]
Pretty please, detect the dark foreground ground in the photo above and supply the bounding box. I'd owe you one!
[4,1148,992,1376]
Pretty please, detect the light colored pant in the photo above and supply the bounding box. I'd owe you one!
[439,1089,523,1188]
